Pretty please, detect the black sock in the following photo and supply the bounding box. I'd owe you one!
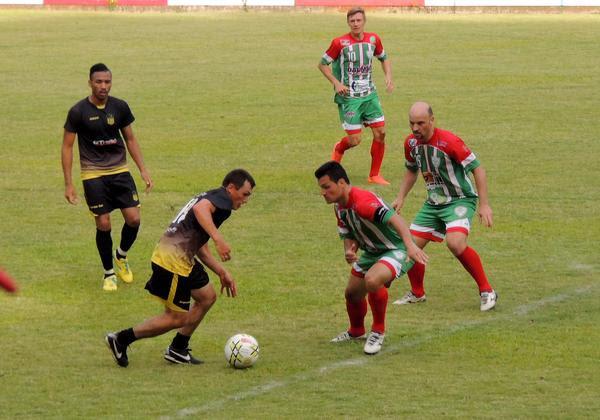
[117,328,137,347]
[96,229,113,271]
[171,333,191,350]
[119,223,139,254]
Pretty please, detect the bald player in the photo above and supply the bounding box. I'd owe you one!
[392,102,497,311]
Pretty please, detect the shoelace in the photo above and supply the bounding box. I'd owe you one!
[367,333,381,345]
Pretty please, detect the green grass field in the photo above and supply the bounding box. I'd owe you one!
[0,8,599,418]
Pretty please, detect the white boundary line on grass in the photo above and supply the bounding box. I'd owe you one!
[162,285,594,419]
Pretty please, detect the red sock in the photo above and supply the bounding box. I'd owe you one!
[368,287,388,334]
[346,297,367,337]
[456,246,492,293]
[335,137,351,154]
[407,262,426,297]
[369,140,385,177]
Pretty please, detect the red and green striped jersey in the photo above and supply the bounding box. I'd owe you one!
[335,187,407,254]
[321,32,387,100]
[404,128,480,206]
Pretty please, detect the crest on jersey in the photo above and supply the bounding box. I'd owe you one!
[454,206,467,217]
[341,39,351,47]
[369,36,376,43]
[106,114,115,125]
[409,138,417,148]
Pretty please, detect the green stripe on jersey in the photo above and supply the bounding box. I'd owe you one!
[339,208,405,254]
[332,43,377,98]
[414,145,480,205]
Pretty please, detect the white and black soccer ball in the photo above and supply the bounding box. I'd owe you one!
[224,333,259,369]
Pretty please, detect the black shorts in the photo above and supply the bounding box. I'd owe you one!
[82,172,140,215]
[145,262,210,312]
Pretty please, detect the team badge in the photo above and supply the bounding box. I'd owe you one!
[369,36,376,43]
[344,111,356,119]
[455,206,467,217]
[409,138,417,148]
[106,114,115,125]
[341,39,351,47]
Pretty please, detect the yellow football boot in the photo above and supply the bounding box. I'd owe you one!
[114,251,133,284]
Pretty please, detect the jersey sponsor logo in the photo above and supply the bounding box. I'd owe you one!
[106,114,115,125]
[454,206,468,217]
[432,155,441,169]
[89,116,100,121]
[347,64,372,75]
[92,138,118,146]
[90,203,104,209]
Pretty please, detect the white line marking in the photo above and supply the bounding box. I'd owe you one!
[162,285,594,419]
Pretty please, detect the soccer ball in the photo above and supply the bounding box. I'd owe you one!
[224,333,259,369]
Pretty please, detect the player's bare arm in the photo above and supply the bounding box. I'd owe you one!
[381,59,394,93]
[318,63,349,96]
[472,166,493,228]
[61,129,79,205]
[121,124,153,193]
[388,214,428,265]
[193,199,232,261]
[392,170,419,212]
[343,238,359,264]
[197,244,237,297]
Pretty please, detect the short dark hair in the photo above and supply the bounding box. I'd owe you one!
[89,63,111,80]
[314,161,350,184]
[222,169,256,189]
[347,7,366,20]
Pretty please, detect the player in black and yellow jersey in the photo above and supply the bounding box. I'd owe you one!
[105,169,255,367]
[61,63,153,291]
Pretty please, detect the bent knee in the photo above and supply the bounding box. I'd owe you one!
[126,217,141,228]
[446,241,467,256]
[168,312,189,329]
[364,277,383,294]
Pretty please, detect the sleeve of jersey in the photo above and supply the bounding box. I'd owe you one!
[404,137,418,172]
[321,39,339,65]
[206,189,233,211]
[119,101,135,128]
[355,195,392,225]
[335,207,355,240]
[64,107,80,132]
[374,35,387,61]
[451,136,480,173]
